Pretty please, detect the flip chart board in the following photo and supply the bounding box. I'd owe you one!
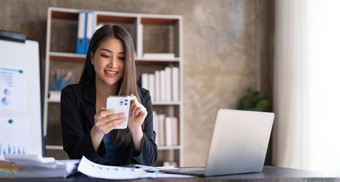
[0,34,43,159]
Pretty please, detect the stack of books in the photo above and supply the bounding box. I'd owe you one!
[141,66,179,102]
[0,155,78,178]
[153,111,179,147]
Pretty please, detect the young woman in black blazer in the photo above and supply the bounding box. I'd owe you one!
[60,25,157,166]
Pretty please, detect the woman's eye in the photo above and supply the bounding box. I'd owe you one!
[101,54,110,58]
[119,57,125,61]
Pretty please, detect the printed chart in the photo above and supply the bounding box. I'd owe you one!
[0,117,30,160]
[0,66,26,110]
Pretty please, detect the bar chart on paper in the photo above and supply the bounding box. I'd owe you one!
[0,143,26,156]
[0,117,30,160]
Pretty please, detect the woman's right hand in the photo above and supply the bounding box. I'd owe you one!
[92,107,127,136]
[90,107,127,151]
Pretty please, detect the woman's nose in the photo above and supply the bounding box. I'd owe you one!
[109,56,118,68]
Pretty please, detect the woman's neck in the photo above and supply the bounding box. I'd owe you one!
[95,78,118,107]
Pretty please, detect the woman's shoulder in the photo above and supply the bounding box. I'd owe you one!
[62,81,93,95]
[137,86,151,103]
[138,86,150,98]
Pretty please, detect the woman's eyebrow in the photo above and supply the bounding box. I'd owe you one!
[100,49,125,54]
[100,48,112,53]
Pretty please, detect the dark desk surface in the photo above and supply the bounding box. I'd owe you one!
[1,166,340,182]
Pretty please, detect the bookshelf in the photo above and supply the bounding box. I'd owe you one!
[44,7,183,166]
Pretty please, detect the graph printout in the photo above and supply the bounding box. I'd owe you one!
[0,66,26,110]
[78,156,193,179]
[0,117,30,160]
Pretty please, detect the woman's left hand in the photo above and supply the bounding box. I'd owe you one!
[128,94,147,133]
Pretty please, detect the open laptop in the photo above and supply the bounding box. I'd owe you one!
[160,109,275,176]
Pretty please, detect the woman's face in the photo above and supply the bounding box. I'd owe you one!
[91,37,125,87]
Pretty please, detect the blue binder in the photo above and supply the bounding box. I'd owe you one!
[76,11,86,54]
[85,11,95,54]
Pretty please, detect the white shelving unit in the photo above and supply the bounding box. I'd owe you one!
[44,7,183,166]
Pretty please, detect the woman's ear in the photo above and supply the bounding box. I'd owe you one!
[90,51,94,65]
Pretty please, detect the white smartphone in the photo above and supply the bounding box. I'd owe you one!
[106,96,131,129]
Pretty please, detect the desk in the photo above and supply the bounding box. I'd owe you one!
[1,166,339,182]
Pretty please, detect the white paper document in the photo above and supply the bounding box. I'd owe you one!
[0,66,26,111]
[78,156,192,180]
[0,117,30,160]
[2,155,79,178]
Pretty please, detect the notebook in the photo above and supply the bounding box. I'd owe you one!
[160,109,275,176]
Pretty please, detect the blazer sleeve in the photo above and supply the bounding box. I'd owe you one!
[131,89,158,165]
[60,85,103,161]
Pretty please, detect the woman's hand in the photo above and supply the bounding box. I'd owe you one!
[128,95,147,133]
[128,94,147,153]
[90,107,127,151]
[92,107,127,135]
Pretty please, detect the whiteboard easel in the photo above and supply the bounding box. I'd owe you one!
[0,32,43,159]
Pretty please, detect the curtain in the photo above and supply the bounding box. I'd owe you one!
[273,0,340,173]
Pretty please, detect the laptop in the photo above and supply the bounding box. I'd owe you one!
[160,109,275,176]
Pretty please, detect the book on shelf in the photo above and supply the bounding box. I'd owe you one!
[164,117,179,146]
[158,114,165,146]
[152,111,159,145]
[77,11,96,54]
[148,74,155,100]
[85,11,95,53]
[155,71,160,101]
[164,117,173,146]
[164,67,172,101]
[141,73,148,91]
[76,11,86,54]
[137,23,143,58]
[160,70,166,101]
[171,117,179,146]
[143,53,175,59]
[48,91,61,101]
[171,67,179,101]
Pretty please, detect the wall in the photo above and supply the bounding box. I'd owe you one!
[0,0,274,166]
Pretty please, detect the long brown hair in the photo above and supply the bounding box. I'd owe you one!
[79,25,141,145]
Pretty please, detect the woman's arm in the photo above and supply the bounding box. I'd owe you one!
[130,89,158,165]
[60,85,103,161]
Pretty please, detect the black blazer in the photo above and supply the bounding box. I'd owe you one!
[60,81,157,166]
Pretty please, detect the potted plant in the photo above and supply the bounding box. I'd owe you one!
[239,88,271,111]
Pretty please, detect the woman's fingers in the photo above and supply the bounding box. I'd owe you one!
[129,94,144,117]
[95,116,127,134]
[105,117,127,131]
[94,106,127,134]
[103,112,126,123]
[94,108,115,120]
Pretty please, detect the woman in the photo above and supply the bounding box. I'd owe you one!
[60,25,157,166]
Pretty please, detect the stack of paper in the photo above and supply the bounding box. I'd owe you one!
[0,160,18,176]
[0,154,78,178]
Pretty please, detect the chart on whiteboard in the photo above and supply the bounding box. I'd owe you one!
[0,116,30,160]
[0,66,26,110]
